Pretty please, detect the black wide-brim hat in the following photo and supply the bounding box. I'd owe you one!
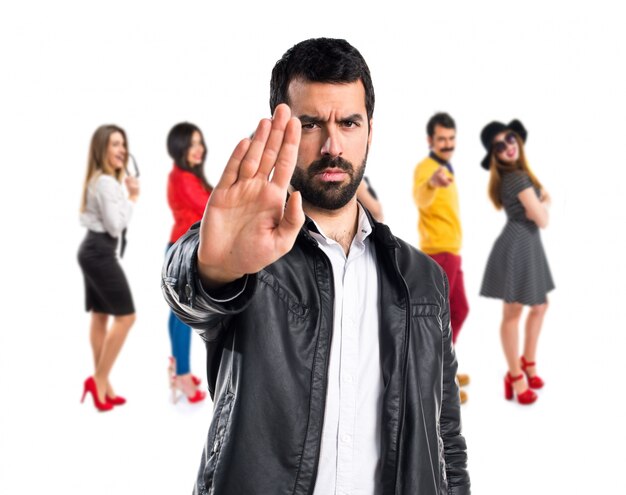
[480,119,527,170]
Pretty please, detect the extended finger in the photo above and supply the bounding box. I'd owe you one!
[237,119,272,180]
[215,138,252,190]
[257,104,292,179]
[270,117,301,190]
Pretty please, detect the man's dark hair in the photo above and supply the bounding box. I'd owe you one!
[426,112,456,138]
[270,38,375,126]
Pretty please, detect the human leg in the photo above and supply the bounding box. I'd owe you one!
[169,311,192,375]
[500,302,528,396]
[450,267,469,397]
[93,313,135,401]
[81,312,114,411]
[521,301,548,387]
[431,253,470,399]
[449,262,469,344]
[89,312,109,370]
[428,253,469,343]
[168,311,205,403]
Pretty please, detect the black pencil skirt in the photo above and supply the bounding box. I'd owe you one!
[77,230,135,315]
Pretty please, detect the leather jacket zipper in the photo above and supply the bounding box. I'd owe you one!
[295,232,335,495]
[391,247,411,494]
[308,247,334,495]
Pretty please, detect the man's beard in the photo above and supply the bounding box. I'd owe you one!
[290,152,367,210]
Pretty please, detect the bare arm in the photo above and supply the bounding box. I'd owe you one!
[197,104,305,289]
[356,180,384,222]
[518,188,549,228]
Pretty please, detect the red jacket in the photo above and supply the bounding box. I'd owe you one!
[167,165,211,243]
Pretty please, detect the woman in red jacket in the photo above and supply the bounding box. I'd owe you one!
[166,122,212,403]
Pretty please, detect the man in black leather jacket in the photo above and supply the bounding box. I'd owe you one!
[162,38,470,494]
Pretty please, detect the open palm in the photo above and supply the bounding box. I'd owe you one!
[197,104,305,287]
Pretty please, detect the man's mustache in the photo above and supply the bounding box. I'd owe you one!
[440,147,455,153]
[308,156,353,176]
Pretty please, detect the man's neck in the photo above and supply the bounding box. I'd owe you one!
[429,151,454,174]
[304,199,359,255]
[429,150,447,164]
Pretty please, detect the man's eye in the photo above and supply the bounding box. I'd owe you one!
[302,123,317,130]
[343,121,358,128]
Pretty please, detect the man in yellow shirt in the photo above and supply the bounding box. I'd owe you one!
[413,112,470,402]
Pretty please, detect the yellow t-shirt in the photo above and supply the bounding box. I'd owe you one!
[412,156,462,255]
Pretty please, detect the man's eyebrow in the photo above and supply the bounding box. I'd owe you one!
[297,113,365,123]
[340,113,364,123]
[297,114,319,124]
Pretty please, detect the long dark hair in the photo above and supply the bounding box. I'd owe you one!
[167,122,212,191]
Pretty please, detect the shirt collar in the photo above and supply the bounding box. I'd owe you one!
[429,151,454,175]
[306,203,373,246]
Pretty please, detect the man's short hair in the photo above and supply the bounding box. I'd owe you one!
[427,112,456,138]
[269,38,375,125]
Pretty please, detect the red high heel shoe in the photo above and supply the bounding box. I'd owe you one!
[504,373,537,405]
[106,395,127,406]
[184,389,206,403]
[169,373,207,404]
[167,356,202,394]
[81,377,113,412]
[520,356,544,389]
[168,357,201,386]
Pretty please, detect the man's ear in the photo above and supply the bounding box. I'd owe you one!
[427,135,434,149]
[368,119,374,146]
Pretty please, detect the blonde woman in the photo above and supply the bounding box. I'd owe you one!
[479,120,554,406]
[78,125,139,412]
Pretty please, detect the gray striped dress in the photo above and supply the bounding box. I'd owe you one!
[480,171,554,305]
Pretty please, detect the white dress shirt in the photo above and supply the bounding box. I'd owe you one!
[309,204,383,495]
[80,174,133,239]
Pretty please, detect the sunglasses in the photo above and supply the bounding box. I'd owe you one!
[493,132,517,154]
[125,153,140,178]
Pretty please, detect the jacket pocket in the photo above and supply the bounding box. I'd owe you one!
[203,391,235,494]
[258,271,309,320]
[411,303,441,318]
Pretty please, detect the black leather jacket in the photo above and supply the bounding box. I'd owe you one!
[162,219,470,495]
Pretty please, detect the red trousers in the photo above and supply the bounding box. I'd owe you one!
[429,252,469,344]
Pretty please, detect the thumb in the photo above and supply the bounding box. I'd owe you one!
[276,191,305,251]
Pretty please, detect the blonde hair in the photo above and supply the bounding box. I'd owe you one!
[80,125,128,212]
[487,133,542,209]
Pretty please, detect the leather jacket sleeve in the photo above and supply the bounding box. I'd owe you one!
[439,272,471,494]
[161,222,258,343]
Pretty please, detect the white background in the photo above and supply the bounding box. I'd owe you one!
[1,1,625,493]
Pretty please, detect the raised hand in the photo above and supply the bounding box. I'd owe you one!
[124,176,140,202]
[429,166,453,188]
[197,104,305,288]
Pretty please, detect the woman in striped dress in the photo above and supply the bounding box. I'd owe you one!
[479,120,554,405]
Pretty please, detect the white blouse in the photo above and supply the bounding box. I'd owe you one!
[80,174,133,239]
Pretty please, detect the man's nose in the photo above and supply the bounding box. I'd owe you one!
[320,129,342,157]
